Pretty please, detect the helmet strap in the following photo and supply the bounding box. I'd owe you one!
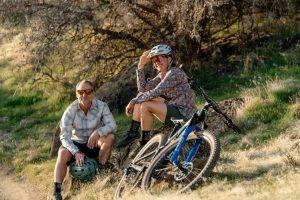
[168,58,174,70]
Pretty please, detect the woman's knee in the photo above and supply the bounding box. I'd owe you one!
[134,103,141,110]
[140,101,151,111]
[132,103,142,119]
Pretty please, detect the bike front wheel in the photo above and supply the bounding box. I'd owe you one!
[141,130,220,195]
[114,133,167,199]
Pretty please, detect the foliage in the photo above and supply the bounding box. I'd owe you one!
[0,0,297,92]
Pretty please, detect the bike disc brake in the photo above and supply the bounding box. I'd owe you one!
[174,162,193,181]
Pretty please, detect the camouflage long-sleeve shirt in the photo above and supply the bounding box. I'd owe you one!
[130,67,197,119]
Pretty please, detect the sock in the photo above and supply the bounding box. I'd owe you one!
[54,182,62,194]
[140,130,151,145]
[128,120,141,136]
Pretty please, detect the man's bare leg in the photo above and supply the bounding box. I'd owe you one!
[54,148,73,183]
[97,133,115,165]
[53,148,72,199]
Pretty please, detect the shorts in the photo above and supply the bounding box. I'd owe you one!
[60,141,100,165]
[164,104,185,126]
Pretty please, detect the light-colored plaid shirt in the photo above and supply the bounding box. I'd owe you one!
[60,99,116,155]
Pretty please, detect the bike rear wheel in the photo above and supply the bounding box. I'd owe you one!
[141,131,220,195]
[114,133,167,199]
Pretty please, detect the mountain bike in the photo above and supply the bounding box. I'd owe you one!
[114,87,240,199]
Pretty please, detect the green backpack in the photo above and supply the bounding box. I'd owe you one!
[69,157,98,181]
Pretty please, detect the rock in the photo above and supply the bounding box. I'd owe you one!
[95,62,155,112]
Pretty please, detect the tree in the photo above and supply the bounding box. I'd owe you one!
[0,0,297,95]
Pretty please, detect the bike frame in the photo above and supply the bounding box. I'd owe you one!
[169,103,210,167]
[169,124,202,165]
[131,103,210,171]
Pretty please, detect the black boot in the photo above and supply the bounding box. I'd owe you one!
[116,130,140,148]
[53,182,62,200]
[116,120,141,148]
[139,130,151,146]
[53,193,62,200]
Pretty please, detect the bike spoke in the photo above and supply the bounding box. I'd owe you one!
[154,165,174,172]
[183,176,192,184]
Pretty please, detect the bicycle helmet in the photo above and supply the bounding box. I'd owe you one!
[69,157,98,181]
[147,44,173,59]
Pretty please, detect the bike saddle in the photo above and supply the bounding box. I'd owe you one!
[171,117,185,125]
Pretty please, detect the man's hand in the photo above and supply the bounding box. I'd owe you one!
[125,102,134,117]
[138,50,150,70]
[87,131,100,149]
[75,151,85,166]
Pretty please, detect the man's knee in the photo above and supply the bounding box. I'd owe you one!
[107,133,116,146]
[99,133,115,147]
[57,148,72,163]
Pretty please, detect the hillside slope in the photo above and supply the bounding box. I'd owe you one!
[0,28,299,200]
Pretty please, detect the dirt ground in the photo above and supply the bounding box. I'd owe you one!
[0,168,45,200]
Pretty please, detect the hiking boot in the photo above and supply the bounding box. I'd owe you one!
[116,131,140,148]
[53,192,62,200]
[140,131,151,146]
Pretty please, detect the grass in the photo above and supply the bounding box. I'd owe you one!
[190,42,300,102]
[220,77,299,152]
[0,86,69,171]
[0,26,299,199]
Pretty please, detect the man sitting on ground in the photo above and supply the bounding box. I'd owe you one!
[53,80,116,200]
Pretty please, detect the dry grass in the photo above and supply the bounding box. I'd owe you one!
[61,119,300,200]
[237,79,299,120]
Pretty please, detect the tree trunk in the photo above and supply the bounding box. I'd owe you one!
[50,121,61,158]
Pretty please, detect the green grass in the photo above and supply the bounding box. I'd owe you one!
[0,86,69,170]
[190,44,300,102]
[221,76,299,151]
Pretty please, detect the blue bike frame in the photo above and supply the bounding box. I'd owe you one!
[169,104,210,167]
[170,124,202,166]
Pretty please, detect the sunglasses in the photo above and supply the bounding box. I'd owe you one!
[151,55,167,63]
[76,89,93,95]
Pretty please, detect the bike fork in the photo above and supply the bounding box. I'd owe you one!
[170,125,201,166]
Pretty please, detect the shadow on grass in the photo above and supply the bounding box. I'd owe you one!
[213,166,271,182]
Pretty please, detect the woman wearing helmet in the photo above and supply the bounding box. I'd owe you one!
[117,44,197,148]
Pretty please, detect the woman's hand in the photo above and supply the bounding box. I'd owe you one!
[75,151,85,166]
[138,50,150,70]
[87,131,100,149]
[125,102,134,117]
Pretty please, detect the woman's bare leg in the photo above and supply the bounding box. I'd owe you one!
[140,100,167,131]
[132,103,141,121]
